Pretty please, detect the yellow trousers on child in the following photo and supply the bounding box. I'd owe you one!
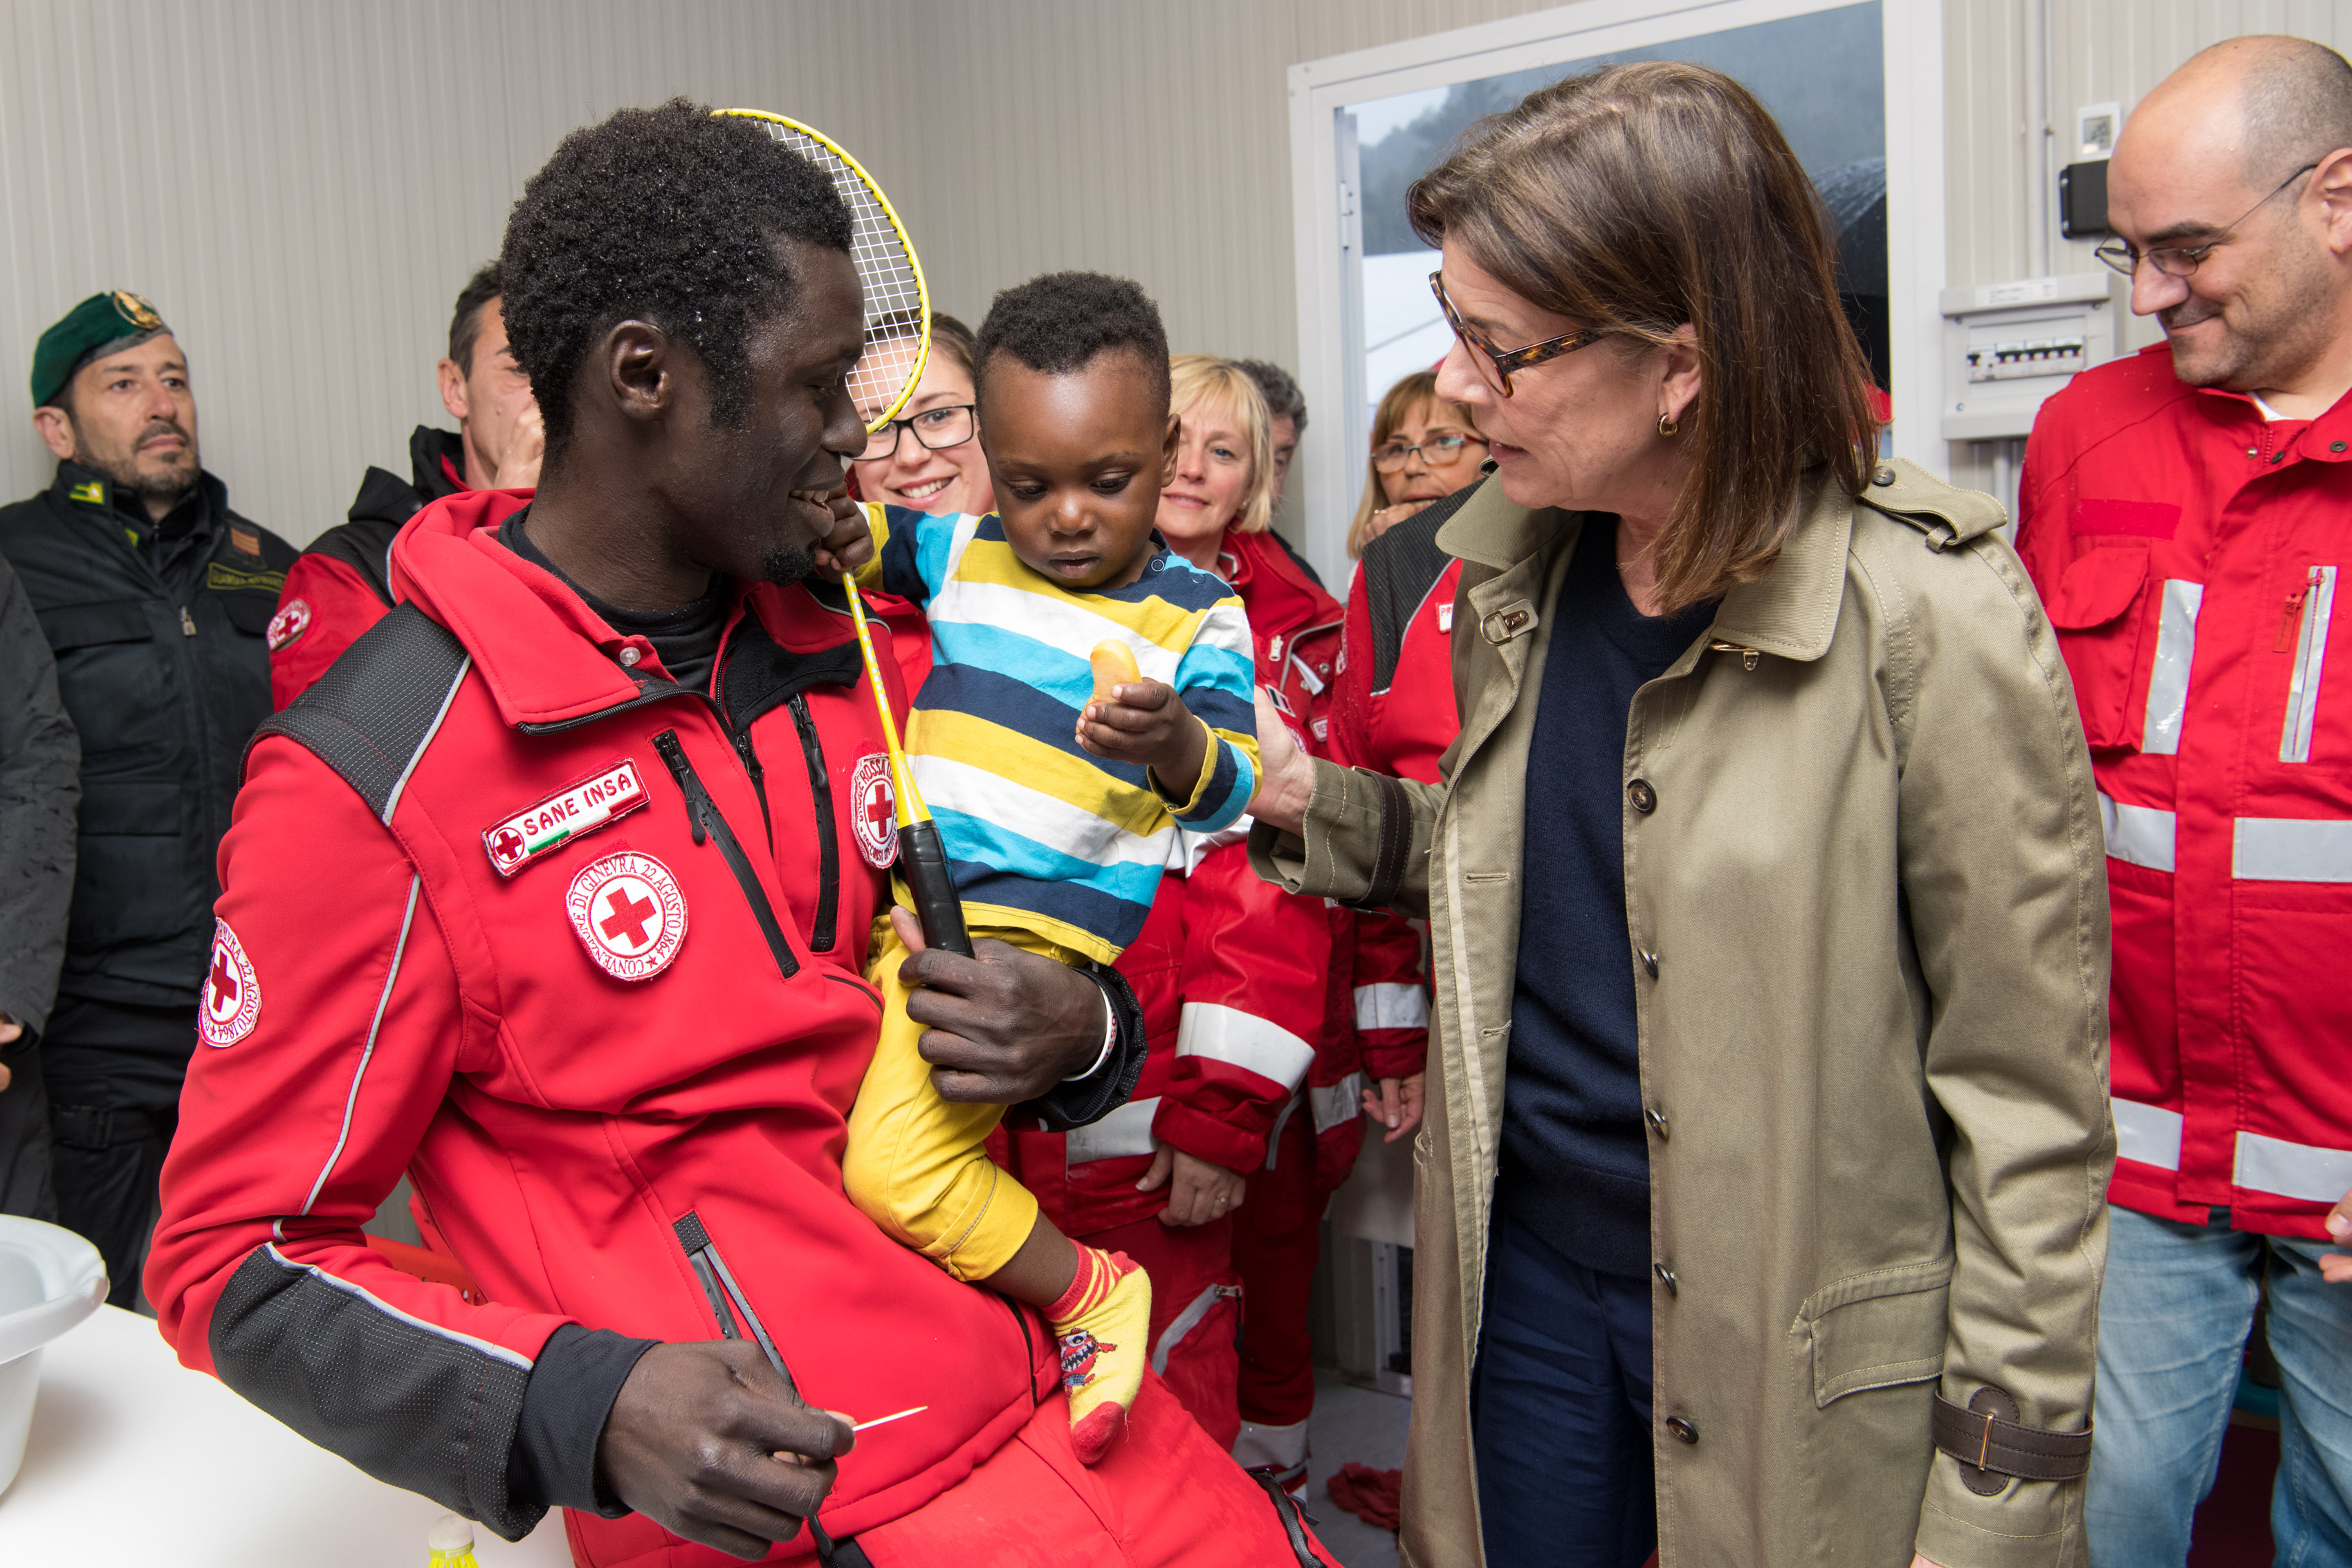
[844,922,1078,1282]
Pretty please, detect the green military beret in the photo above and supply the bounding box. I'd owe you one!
[31,290,169,409]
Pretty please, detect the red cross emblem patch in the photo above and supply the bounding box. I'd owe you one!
[565,851,688,981]
[851,753,898,870]
[266,598,311,652]
[199,919,261,1046]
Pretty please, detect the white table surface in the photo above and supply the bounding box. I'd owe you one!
[0,1304,572,1565]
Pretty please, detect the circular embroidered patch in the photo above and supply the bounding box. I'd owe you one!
[850,753,899,869]
[266,598,311,652]
[566,851,688,981]
[200,919,261,1046]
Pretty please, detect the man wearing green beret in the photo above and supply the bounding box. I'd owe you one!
[0,290,293,1303]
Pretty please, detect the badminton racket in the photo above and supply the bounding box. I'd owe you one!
[717,110,971,959]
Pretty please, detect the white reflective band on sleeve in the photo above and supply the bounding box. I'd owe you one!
[2099,793,2177,873]
[1312,1072,1366,1134]
[1177,1002,1316,1091]
[2281,566,2337,764]
[2111,1098,2183,1172]
[2233,817,2352,882]
[2235,1131,2352,1203]
[2142,580,2204,756]
[1354,982,1429,1032]
[1065,1096,1161,1167]
[1150,1283,1241,1376]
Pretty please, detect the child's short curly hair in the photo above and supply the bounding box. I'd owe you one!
[499,99,852,461]
[974,273,1169,421]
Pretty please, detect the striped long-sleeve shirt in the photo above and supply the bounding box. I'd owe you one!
[859,505,1259,962]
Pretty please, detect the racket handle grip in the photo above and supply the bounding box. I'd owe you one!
[898,819,973,958]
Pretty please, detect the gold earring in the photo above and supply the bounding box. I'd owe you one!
[1657,412,1680,438]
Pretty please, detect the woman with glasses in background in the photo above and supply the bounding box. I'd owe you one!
[1249,61,2111,1568]
[1350,369,1489,556]
[849,313,989,692]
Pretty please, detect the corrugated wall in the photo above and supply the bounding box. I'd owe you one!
[0,0,1559,546]
[0,0,934,544]
[1944,0,2352,499]
[10,1,2350,543]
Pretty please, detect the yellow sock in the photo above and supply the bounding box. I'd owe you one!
[1047,1246,1151,1465]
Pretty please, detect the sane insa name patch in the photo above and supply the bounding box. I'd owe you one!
[484,758,649,877]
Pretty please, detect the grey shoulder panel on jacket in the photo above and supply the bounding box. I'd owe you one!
[1853,457,2008,551]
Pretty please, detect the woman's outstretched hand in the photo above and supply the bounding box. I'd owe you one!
[1247,687,1316,836]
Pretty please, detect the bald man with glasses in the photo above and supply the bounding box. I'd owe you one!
[2014,35,2352,1566]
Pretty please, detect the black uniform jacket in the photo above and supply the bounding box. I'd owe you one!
[0,463,294,1007]
[0,550,78,1033]
[308,425,469,607]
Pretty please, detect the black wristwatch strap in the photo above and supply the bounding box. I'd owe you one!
[1933,1389,2091,1493]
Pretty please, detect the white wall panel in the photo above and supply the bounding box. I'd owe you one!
[0,0,929,544]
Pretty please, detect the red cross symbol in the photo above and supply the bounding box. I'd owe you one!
[209,951,239,1013]
[599,885,659,949]
[865,784,893,839]
[491,828,526,863]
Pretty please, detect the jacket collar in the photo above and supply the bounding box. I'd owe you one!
[388,489,858,730]
[1436,467,1853,665]
[51,459,226,544]
[1218,526,1341,636]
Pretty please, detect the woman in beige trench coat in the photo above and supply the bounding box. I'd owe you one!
[1249,64,2113,1568]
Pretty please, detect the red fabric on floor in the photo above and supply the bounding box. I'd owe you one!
[1325,1463,1401,1532]
[2188,1418,2278,1566]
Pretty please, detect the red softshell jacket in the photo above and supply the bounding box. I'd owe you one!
[1325,496,1476,1086]
[148,490,1058,1558]
[2019,343,2352,1239]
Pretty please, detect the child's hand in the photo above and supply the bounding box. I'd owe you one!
[1076,677,1207,791]
[809,488,874,578]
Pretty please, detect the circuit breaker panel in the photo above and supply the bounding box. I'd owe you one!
[1939,272,2125,441]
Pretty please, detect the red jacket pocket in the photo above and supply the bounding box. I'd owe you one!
[2048,545,2151,749]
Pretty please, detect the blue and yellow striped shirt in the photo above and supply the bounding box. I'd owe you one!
[858,505,1259,962]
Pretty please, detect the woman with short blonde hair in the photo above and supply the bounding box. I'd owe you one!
[1160,353,1275,555]
[1251,61,2109,1568]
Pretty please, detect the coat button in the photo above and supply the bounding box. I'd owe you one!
[1639,947,1659,979]
[1645,1105,1670,1139]
[1628,779,1657,814]
[1666,1416,1699,1445]
[618,645,641,667]
[2334,441,2348,453]
[1871,464,1896,487]
[1654,1262,1678,1296]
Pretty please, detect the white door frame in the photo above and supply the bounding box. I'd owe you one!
[1287,0,1946,584]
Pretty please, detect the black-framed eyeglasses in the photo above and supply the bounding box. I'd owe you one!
[1373,431,1488,472]
[861,403,976,461]
[1431,271,1606,396]
[2093,163,2318,279]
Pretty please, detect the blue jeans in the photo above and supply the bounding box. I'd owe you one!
[1471,1207,1656,1568]
[2089,1203,2352,1567]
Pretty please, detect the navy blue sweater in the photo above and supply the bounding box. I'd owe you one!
[1500,520,1716,1279]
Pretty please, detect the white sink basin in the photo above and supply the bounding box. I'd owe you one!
[0,1217,107,1495]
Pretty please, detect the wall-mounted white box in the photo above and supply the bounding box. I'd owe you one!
[1940,272,2125,441]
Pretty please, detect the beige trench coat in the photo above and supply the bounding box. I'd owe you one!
[1256,461,2113,1567]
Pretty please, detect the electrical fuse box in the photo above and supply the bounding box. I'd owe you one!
[1940,272,2124,441]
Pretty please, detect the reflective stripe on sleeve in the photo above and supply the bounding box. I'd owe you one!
[2142,580,2203,755]
[1177,1002,1316,1091]
[2112,1097,2183,1172]
[1312,1072,1365,1134]
[2099,793,2177,872]
[1354,982,1429,1032]
[2233,817,2352,882]
[2235,1131,2352,1204]
[1065,1096,1161,1167]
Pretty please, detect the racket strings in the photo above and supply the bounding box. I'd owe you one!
[748,119,924,418]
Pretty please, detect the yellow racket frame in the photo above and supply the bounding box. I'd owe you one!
[717,109,932,435]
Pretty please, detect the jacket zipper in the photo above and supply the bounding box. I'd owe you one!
[788,694,840,952]
[672,1210,799,1396]
[651,729,800,980]
[2281,564,2337,764]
